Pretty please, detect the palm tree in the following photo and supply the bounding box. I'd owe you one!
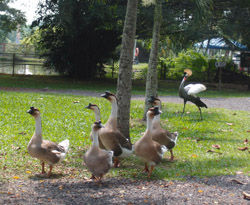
[116,0,138,140]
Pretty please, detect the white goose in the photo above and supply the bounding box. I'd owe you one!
[27,107,69,177]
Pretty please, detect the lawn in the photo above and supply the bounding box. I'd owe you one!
[0,74,250,97]
[0,91,249,182]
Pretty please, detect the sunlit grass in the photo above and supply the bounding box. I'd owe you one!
[0,74,249,97]
[0,91,249,182]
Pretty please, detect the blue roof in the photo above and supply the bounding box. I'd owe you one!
[195,38,249,51]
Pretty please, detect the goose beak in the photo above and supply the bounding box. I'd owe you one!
[100,93,108,98]
[27,109,33,114]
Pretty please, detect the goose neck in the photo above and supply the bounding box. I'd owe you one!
[93,109,101,122]
[152,114,161,128]
[92,131,99,147]
[34,115,42,137]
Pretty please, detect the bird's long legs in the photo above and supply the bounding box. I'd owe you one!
[181,101,187,116]
[198,106,203,120]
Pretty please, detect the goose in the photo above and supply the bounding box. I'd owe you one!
[83,121,113,181]
[148,96,178,161]
[99,91,133,167]
[85,103,105,149]
[179,69,207,120]
[27,107,69,177]
[134,107,167,178]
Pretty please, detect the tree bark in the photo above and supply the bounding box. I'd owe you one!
[116,0,138,140]
[143,0,162,120]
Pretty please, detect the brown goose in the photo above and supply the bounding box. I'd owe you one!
[99,91,133,167]
[149,96,178,161]
[83,121,113,181]
[134,107,167,178]
[27,107,69,177]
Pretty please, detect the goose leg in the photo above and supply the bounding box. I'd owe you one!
[113,157,120,168]
[170,150,174,161]
[143,163,149,172]
[47,165,53,177]
[147,166,154,178]
[181,101,187,116]
[41,162,46,174]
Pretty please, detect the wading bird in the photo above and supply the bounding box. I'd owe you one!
[179,69,207,120]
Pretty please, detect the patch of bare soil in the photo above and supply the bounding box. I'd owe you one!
[0,175,249,204]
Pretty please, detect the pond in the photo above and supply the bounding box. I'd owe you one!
[0,63,58,75]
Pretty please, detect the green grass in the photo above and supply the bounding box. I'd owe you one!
[0,91,249,182]
[0,74,250,97]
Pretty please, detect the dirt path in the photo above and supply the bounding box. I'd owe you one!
[1,175,249,204]
[1,87,250,111]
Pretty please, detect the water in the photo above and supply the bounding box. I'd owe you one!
[0,63,58,75]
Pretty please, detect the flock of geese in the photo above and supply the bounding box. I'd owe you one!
[26,69,207,181]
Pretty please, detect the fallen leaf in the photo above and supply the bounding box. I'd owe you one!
[73,101,80,103]
[247,130,250,133]
[231,179,247,185]
[244,139,248,145]
[191,154,197,158]
[207,149,215,153]
[144,199,148,203]
[212,144,221,149]
[18,132,26,135]
[59,185,64,190]
[13,176,19,179]
[243,192,250,200]
[236,171,243,175]
[141,186,148,190]
[183,127,188,130]
[238,147,248,151]
[198,190,203,193]
[226,123,233,126]
[26,171,31,174]
[119,190,125,194]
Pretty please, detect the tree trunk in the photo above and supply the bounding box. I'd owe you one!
[143,0,162,120]
[116,0,138,140]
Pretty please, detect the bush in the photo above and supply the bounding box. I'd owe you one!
[168,49,208,81]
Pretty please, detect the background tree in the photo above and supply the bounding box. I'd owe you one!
[116,0,138,140]
[33,0,126,79]
[0,0,26,42]
[143,0,162,120]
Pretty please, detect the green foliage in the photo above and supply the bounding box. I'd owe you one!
[0,91,249,181]
[0,0,26,42]
[166,49,208,81]
[32,0,126,79]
